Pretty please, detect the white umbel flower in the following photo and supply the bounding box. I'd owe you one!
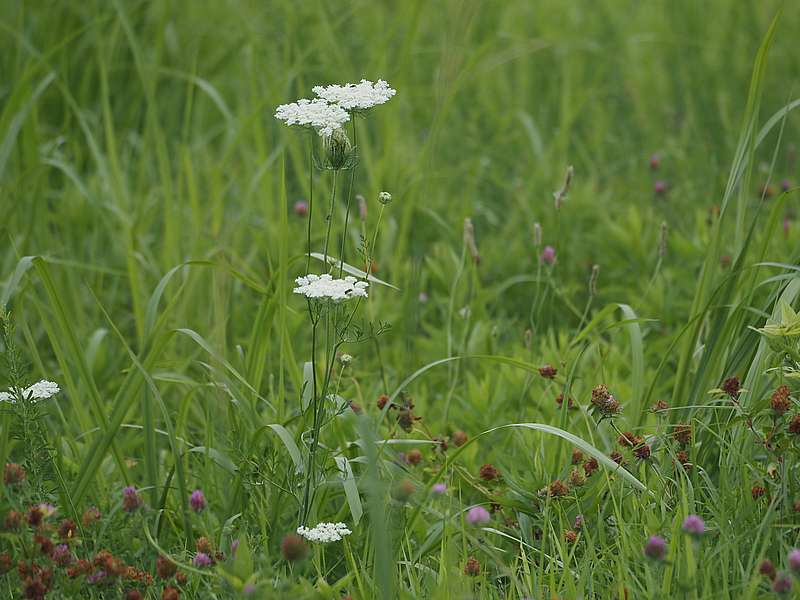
[0,380,60,404]
[293,274,368,302]
[297,522,352,543]
[312,79,396,111]
[274,98,350,137]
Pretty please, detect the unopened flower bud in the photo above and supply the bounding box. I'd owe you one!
[533,222,542,246]
[463,218,480,264]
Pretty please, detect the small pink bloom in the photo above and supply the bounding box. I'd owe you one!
[466,505,490,525]
[293,200,309,216]
[540,246,556,265]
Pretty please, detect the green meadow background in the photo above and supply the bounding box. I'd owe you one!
[2,1,800,598]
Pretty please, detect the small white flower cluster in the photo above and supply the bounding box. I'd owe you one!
[312,79,397,111]
[0,380,60,404]
[296,522,352,543]
[274,98,350,138]
[275,79,395,137]
[293,274,368,302]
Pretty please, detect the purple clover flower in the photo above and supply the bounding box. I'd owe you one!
[643,535,666,560]
[190,489,206,513]
[681,515,705,536]
[466,505,491,525]
[193,552,213,568]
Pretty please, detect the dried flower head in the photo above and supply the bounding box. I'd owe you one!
[122,486,143,513]
[789,415,800,435]
[452,430,468,447]
[751,485,766,500]
[538,364,557,379]
[156,556,177,580]
[721,376,741,398]
[672,423,692,446]
[571,448,584,464]
[479,464,499,481]
[564,529,578,544]
[771,385,791,415]
[583,457,599,477]
[405,449,423,466]
[4,463,26,485]
[281,533,309,562]
[548,480,569,498]
[610,451,625,465]
[464,556,481,577]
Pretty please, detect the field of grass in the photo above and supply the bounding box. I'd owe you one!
[2,1,800,598]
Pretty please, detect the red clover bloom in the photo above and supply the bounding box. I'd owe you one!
[643,535,667,560]
[681,515,705,536]
[189,489,206,513]
[466,506,491,525]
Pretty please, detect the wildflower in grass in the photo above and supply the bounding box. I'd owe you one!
[313,79,396,111]
[348,400,363,414]
[156,556,177,579]
[758,182,776,199]
[633,443,651,460]
[782,179,792,192]
[396,408,419,432]
[293,200,309,216]
[293,274,369,302]
[721,376,741,398]
[122,486,143,513]
[676,450,691,472]
[4,510,22,530]
[564,529,578,544]
[0,553,11,575]
[58,519,77,541]
[161,587,180,600]
[583,457,599,477]
[274,98,350,137]
[773,571,792,594]
[51,544,74,567]
[681,515,705,536]
[22,575,49,599]
[452,430,468,447]
[643,535,667,560]
[27,505,45,527]
[189,489,206,512]
[652,400,669,412]
[464,556,481,577]
[789,414,800,434]
[574,514,584,530]
[771,385,791,415]
[196,537,213,555]
[405,449,423,466]
[557,393,575,409]
[296,522,352,543]
[242,584,256,595]
[35,535,54,556]
[432,483,447,494]
[654,180,668,195]
[649,153,660,170]
[125,591,144,600]
[538,364,557,379]
[466,506,491,525]
[4,462,25,485]
[568,468,586,487]
[591,384,620,416]
[81,507,101,528]
[786,549,800,574]
[571,448,584,464]
[280,533,309,562]
[672,423,692,446]
[719,254,732,269]
[391,478,416,503]
[377,394,390,410]
[479,463,499,481]
[759,558,777,580]
[751,485,766,500]
[0,380,60,403]
[540,245,556,265]
[618,431,641,448]
[378,191,393,204]
[548,480,569,497]
[192,553,213,568]
[533,222,542,246]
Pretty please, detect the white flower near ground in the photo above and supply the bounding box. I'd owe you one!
[312,79,396,111]
[0,380,60,403]
[297,522,352,543]
[293,274,368,302]
[274,98,350,137]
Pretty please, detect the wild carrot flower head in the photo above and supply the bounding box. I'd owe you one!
[274,98,350,137]
[296,522,352,543]
[312,79,396,111]
[466,506,491,525]
[293,274,369,302]
[643,535,667,560]
[189,489,206,513]
[681,515,705,536]
[0,380,60,403]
